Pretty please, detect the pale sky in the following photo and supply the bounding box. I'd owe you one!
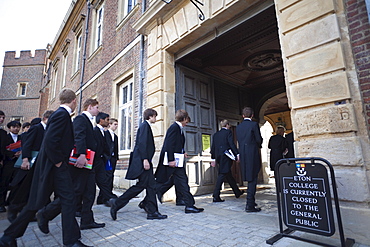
[0,0,73,79]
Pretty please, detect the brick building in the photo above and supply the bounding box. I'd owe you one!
[0,49,47,124]
[1,0,370,243]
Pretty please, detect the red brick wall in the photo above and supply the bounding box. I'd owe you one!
[346,0,370,129]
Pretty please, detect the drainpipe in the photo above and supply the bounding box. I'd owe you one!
[138,0,147,122]
[78,0,91,114]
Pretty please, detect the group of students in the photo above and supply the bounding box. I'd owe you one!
[0,88,267,247]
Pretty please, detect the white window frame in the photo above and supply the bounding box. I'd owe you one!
[118,0,137,22]
[118,78,133,152]
[17,82,27,97]
[95,4,104,49]
[51,65,58,99]
[62,52,68,88]
[74,32,82,73]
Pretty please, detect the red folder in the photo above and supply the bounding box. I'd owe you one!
[69,148,95,169]
[6,140,21,152]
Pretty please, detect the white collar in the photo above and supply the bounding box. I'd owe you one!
[60,105,72,115]
[82,111,94,120]
[41,121,47,129]
[175,121,183,129]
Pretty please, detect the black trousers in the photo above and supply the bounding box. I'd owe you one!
[157,175,182,202]
[213,171,242,198]
[246,176,258,207]
[41,166,96,225]
[0,161,17,206]
[95,158,116,204]
[158,167,195,207]
[4,163,80,245]
[115,167,158,214]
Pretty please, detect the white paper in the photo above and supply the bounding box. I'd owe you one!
[224,149,236,160]
[163,152,184,167]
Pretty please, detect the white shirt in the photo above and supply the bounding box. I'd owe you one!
[97,124,105,136]
[60,104,72,115]
[82,111,94,126]
[244,118,252,121]
[10,132,18,143]
[108,129,115,142]
[41,121,47,130]
[175,121,183,134]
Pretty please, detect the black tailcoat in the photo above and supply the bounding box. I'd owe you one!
[211,128,239,174]
[27,107,74,210]
[236,119,263,182]
[268,134,288,171]
[155,122,185,183]
[126,121,155,180]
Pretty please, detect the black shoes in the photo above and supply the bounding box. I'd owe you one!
[236,190,245,198]
[36,210,50,234]
[245,206,261,213]
[0,206,6,213]
[0,235,17,247]
[80,222,105,230]
[185,206,204,214]
[138,201,149,213]
[64,240,92,247]
[147,211,168,220]
[212,197,225,202]
[176,200,186,206]
[109,198,118,221]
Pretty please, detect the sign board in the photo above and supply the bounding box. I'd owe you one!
[278,162,335,236]
[202,134,211,151]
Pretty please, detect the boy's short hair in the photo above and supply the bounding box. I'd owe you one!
[242,107,254,118]
[7,120,21,128]
[59,88,76,104]
[31,118,42,125]
[83,99,99,111]
[175,109,189,122]
[43,110,54,119]
[0,110,5,116]
[96,112,109,124]
[220,119,229,128]
[22,122,31,129]
[143,108,157,120]
[109,118,118,124]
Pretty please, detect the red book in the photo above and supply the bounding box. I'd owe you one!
[69,148,95,169]
[6,140,21,152]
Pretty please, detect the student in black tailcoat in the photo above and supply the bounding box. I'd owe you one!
[155,109,204,214]
[94,112,117,206]
[210,119,244,202]
[0,111,6,177]
[7,110,54,222]
[104,118,119,199]
[0,121,21,213]
[110,109,167,220]
[268,126,288,171]
[0,88,91,247]
[36,98,105,233]
[236,107,263,213]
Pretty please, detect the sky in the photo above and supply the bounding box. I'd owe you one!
[0,0,73,79]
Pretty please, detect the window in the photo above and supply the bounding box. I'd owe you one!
[95,5,104,49]
[17,83,27,97]
[118,0,136,22]
[51,66,58,99]
[62,52,68,87]
[74,32,82,72]
[118,79,133,151]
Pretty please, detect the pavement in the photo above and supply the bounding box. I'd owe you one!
[0,184,369,247]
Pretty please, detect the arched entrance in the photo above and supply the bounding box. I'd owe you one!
[175,5,291,194]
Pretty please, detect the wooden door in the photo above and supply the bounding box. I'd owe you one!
[176,66,217,195]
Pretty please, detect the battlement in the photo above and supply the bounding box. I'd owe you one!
[3,49,47,67]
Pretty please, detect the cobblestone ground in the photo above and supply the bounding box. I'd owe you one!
[0,185,368,247]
